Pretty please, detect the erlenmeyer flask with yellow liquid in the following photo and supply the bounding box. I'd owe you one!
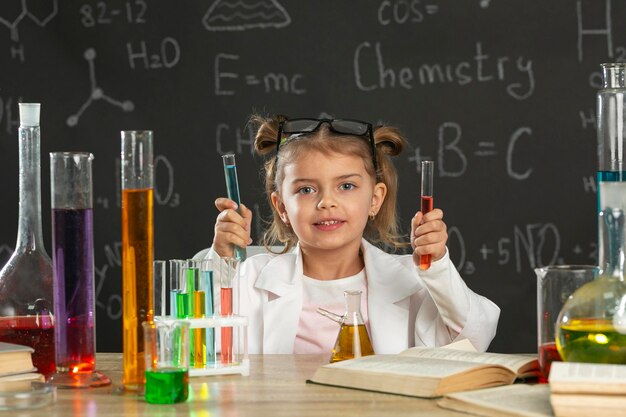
[317,290,374,363]
[555,63,626,364]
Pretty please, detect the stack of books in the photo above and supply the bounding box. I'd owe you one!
[0,342,44,392]
[549,361,626,417]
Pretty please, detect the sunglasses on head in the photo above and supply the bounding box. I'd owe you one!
[276,118,378,173]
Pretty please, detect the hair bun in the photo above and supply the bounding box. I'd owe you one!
[373,125,405,157]
[251,114,288,155]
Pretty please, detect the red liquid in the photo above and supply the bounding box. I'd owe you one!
[419,195,434,270]
[59,316,95,373]
[220,288,233,364]
[0,316,55,375]
[538,342,561,383]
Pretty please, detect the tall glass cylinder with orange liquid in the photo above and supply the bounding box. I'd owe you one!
[121,131,154,390]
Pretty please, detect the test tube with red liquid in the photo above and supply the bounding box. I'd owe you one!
[220,258,236,364]
[420,161,434,270]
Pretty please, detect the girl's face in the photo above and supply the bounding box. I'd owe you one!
[271,150,386,254]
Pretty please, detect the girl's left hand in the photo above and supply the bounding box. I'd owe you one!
[411,208,448,266]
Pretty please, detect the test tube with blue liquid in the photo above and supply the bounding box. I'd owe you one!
[169,260,184,318]
[222,154,247,262]
[199,260,215,363]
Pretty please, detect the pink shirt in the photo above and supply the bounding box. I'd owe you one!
[294,269,369,354]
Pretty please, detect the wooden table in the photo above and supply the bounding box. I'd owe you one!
[17,353,467,417]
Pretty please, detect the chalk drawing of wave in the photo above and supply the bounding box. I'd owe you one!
[202,0,291,31]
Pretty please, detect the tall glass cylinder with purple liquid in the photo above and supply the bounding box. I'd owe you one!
[49,152,109,387]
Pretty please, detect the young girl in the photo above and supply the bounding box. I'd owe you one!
[206,116,500,354]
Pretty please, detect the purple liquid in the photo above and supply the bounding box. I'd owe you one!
[52,208,96,373]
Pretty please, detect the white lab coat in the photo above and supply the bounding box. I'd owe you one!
[200,239,500,354]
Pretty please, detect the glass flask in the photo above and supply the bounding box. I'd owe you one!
[0,103,55,375]
[556,64,626,364]
[47,152,110,387]
[121,130,154,391]
[317,290,374,363]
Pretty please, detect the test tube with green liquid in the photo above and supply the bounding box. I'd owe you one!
[169,259,184,319]
[222,154,247,262]
[181,261,197,366]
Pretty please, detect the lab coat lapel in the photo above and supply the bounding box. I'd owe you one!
[362,240,421,353]
[255,247,303,353]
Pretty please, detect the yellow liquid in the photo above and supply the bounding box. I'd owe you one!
[331,324,375,363]
[122,188,154,389]
[557,318,626,364]
[193,291,206,367]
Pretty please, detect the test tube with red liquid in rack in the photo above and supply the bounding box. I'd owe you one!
[220,258,236,364]
[420,161,434,270]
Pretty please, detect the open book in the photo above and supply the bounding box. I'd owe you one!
[438,384,554,417]
[308,344,539,398]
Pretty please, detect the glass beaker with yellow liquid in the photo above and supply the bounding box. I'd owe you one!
[317,290,374,363]
[556,63,626,364]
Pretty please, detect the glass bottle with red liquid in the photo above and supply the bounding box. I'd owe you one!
[419,161,434,270]
[0,103,55,375]
[47,152,110,387]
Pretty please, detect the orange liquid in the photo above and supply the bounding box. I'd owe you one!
[193,290,206,367]
[331,324,375,363]
[122,188,154,390]
[221,288,233,364]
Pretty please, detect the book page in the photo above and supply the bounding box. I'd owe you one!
[401,347,537,374]
[325,355,490,378]
[550,362,626,394]
[439,384,554,417]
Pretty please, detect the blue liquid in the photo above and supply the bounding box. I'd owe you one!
[201,270,215,362]
[169,290,178,318]
[597,171,626,272]
[597,171,626,213]
[224,164,247,262]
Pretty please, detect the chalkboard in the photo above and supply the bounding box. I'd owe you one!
[0,0,616,353]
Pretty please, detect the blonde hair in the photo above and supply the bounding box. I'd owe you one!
[251,115,408,253]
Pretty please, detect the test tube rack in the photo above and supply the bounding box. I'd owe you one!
[185,315,249,377]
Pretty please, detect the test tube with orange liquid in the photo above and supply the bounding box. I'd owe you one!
[420,161,434,270]
[121,130,154,391]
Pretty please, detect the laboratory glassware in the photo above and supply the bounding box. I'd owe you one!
[143,319,189,404]
[222,154,247,262]
[220,257,236,364]
[199,259,215,363]
[48,152,110,387]
[598,63,626,273]
[535,266,597,382]
[555,64,626,364]
[420,160,434,270]
[169,259,184,318]
[0,103,55,375]
[121,130,154,390]
[154,260,167,317]
[317,290,374,363]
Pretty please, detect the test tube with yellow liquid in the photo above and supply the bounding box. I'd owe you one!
[121,130,154,391]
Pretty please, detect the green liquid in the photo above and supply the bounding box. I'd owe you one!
[557,319,626,363]
[176,292,190,318]
[145,368,188,404]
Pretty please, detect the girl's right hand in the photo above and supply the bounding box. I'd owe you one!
[212,197,253,258]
